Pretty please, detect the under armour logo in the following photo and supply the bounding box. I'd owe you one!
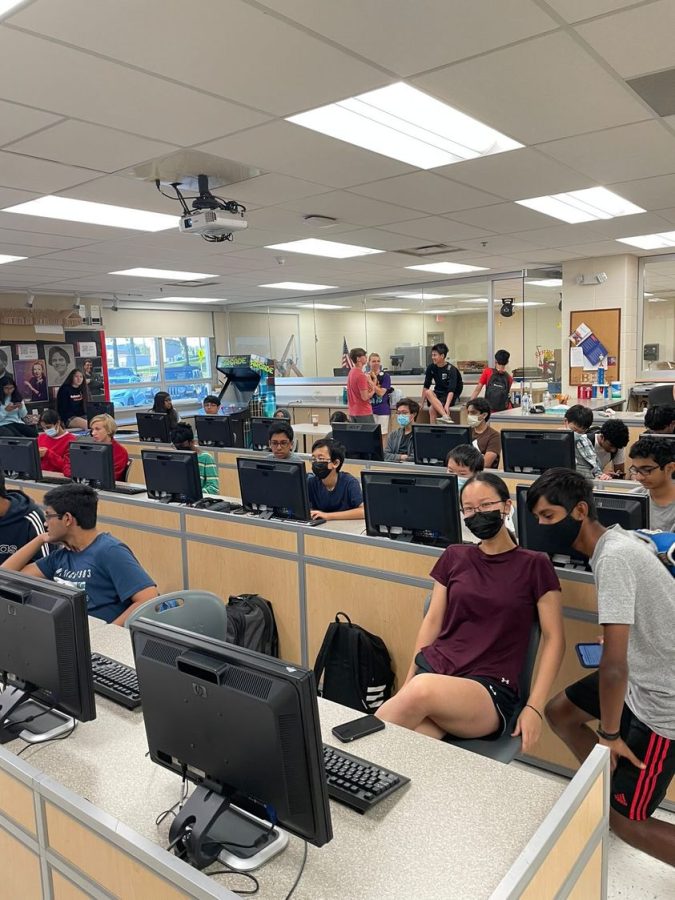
[501,677,510,685]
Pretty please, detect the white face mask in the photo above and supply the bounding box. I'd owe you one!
[467,414,482,428]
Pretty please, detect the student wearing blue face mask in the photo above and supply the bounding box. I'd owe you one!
[384,398,419,462]
[37,410,75,475]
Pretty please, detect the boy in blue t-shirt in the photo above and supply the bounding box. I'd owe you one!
[308,439,364,522]
[0,483,157,625]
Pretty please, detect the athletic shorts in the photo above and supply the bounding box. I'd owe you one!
[414,652,518,740]
[566,671,675,820]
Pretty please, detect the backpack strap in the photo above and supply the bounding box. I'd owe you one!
[313,612,350,687]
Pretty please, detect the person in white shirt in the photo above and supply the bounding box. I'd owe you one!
[594,418,629,477]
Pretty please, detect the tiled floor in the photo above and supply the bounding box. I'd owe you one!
[513,763,675,896]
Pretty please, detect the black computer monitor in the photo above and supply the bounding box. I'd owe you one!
[362,471,462,547]
[501,430,575,474]
[136,411,171,443]
[129,619,332,870]
[141,449,203,504]
[26,400,51,418]
[237,458,312,523]
[87,401,115,423]
[0,435,42,481]
[0,569,96,744]
[250,416,277,451]
[70,440,115,491]
[195,415,236,448]
[331,423,383,461]
[411,424,472,466]
[333,367,350,376]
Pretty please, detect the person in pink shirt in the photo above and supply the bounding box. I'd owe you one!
[346,347,376,422]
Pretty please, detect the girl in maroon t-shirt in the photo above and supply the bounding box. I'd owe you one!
[376,473,565,752]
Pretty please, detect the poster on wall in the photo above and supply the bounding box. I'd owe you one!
[45,343,75,387]
[0,346,14,378]
[14,359,48,402]
[77,341,97,358]
[76,356,104,397]
[17,344,38,361]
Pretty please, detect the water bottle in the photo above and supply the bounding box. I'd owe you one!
[521,391,531,415]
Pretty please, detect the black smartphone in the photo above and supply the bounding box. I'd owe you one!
[331,715,385,743]
[576,642,602,668]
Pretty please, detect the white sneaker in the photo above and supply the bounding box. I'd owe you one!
[438,415,453,423]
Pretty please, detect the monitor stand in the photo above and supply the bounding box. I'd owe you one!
[169,785,288,872]
[0,688,75,745]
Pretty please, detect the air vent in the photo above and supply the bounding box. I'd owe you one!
[140,638,182,667]
[223,666,272,700]
[627,69,675,117]
[303,214,338,229]
[396,243,465,257]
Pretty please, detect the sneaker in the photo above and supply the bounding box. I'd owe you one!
[438,415,453,423]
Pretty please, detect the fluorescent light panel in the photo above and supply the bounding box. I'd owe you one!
[4,196,178,232]
[109,268,215,280]
[266,238,382,258]
[367,307,408,312]
[616,231,675,250]
[296,303,350,310]
[516,188,644,223]
[0,254,27,264]
[527,279,562,287]
[259,282,338,290]
[0,1,27,18]
[287,82,522,169]
[144,297,226,304]
[405,262,488,275]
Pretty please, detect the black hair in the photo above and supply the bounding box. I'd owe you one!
[64,367,90,396]
[203,395,220,406]
[431,342,448,356]
[0,466,5,499]
[268,421,294,442]
[599,418,629,450]
[40,409,61,427]
[644,404,675,433]
[526,467,598,522]
[311,438,345,470]
[564,404,593,431]
[273,408,291,420]
[349,347,366,364]
[396,397,420,417]
[152,391,179,427]
[446,444,484,472]
[48,345,71,366]
[467,397,491,421]
[494,349,510,366]
[0,375,21,404]
[171,423,195,448]
[329,411,349,424]
[628,435,675,468]
[459,471,510,504]
[43,483,98,530]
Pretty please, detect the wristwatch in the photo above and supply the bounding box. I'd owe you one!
[596,726,621,741]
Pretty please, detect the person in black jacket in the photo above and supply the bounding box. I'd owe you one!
[0,466,50,565]
[56,368,89,429]
[421,343,463,423]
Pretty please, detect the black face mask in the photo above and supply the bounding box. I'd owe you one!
[535,514,582,553]
[464,509,504,540]
[311,461,331,480]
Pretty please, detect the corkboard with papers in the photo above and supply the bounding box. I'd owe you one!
[569,308,621,385]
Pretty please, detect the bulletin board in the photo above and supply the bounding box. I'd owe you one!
[569,308,621,386]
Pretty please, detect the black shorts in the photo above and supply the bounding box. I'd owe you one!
[414,652,518,740]
[566,671,675,820]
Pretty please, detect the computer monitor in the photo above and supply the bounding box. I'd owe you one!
[26,400,51,419]
[0,435,42,481]
[516,486,650,568]
[333,367,350,376]
[501,430,575,474]
[195,415,237,448]
[87,401,115,424]
[70,440,115,491]
[141,449,203,504]
[331,423,383,461]
[237,458,312,523]
[0,569,96,744]
[136,412,171,443]
[250,416,277,451]
[362,471,462,547]
[129,618,332,870]
[411,424,473,466]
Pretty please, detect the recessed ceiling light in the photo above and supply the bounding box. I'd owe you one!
[3,196,178,232]
[418,308,454,315]
[516,188,644,224]
[0,254,27,264]
[265,238,383,258]
[647,297,671,303]
[396,292,451,300]
[259,282,339,291]
[405,262,488,275]
[0,2,28,20]
[287,82,522,169]
[367,307,408,313]
[616,231,675,250]
[296,302,350,310]
[460,298,490,303]
[526,279,563,287]
[109,268,215,280]
[144,297,226,304]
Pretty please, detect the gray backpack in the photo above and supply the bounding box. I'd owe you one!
[226,593,279,657]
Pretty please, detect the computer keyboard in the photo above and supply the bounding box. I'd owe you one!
[113,483,146,495]
[192,498,243,513]
[90,653,141,710]
[322,743,409,813]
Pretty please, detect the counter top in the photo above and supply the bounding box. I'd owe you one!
[492,397,625,422]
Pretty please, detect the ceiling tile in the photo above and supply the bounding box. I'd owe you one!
[0,151,99,193]
[414,31,649,145]
[57,175,180,213]
[449,202,553,233]
[280,191,422,227]
[381,216,494,243]
[224,174,332,208]
[348,172,502,215]
[0,227,96,251]
[606,173,675,211]
[509,222,610,248]
[543,0,651,22]
[0,100,63,147]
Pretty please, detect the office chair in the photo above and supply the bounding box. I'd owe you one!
[124,590,227,639]
[121,459,133,482]
[647,384,675,407]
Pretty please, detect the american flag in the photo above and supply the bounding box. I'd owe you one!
[341,336,354,369]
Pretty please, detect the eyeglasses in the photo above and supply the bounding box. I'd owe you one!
[628,464,661,477]
[43,512,63,521]
[460,499,504,516]
[270,440,291,448]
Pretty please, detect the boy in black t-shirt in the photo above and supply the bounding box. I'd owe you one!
[421,343,463,423]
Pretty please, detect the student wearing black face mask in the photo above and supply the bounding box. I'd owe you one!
[376,472,564,754]
[307,439,364,522]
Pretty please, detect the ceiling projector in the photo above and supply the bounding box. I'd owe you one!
[179,208,247,238]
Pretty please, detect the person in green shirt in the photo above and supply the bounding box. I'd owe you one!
[170,423,219,495]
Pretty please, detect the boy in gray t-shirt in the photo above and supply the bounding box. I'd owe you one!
[527,469,675,867]
[628,435,675,533]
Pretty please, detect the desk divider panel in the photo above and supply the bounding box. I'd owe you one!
[50,869,92,900]
[0,768,37,835]
[0,826,42,899]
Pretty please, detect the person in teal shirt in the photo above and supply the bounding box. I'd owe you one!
[0,375,36,438]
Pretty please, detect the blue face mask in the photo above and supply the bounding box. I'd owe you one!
[43,427,58,438]
[397,414,410,427]
[456,475,468,489]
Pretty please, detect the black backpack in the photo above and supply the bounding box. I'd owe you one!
[484,369,510,411]
[226,594,279,657]
[313,612,395,713]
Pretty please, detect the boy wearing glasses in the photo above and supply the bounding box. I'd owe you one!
[628,435,675,531]
[266,421,302,462]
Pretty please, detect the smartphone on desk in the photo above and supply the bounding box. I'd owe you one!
[576,642,602,668]
[332,715,385,743]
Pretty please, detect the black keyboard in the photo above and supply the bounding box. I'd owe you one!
[322,743,409,813]
[192,499,243,513]
[91,653,141,710]
[113,483,146,496]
